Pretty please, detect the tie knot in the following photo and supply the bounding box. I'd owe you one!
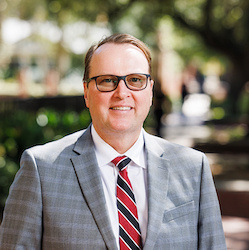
[111,156,131,171]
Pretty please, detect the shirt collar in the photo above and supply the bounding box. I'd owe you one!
[91,125,146,168]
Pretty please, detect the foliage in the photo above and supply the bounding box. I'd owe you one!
[0,108,91,208]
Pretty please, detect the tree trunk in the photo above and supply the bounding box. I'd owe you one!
[228,58,249,116]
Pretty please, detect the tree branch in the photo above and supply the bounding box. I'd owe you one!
[172,10,243,63]
[203,0,213,30]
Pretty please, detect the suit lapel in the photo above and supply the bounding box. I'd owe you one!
[71,126,117,250]
[143,133,170,250]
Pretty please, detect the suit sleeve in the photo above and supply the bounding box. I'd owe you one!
[0,150,43,249]
[198,154,227,249]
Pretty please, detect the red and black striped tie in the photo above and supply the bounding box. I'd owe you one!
[112,156,142,250]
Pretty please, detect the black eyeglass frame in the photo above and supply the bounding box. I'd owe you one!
[86,73,151,92]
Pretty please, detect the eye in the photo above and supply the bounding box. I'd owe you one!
[97,76,118,85]
[130,77,142,82]
[103,78,113,83]
[127,74,146,87]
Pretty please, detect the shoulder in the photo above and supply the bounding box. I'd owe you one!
[144,131,206,168]
[22,129,86,162]
[144,131,203,157]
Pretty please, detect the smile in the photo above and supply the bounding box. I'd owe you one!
[110,107,132,111]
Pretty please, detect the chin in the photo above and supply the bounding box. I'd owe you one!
[112,126,131,133]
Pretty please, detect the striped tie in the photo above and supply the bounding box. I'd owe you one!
[112,156,142,250]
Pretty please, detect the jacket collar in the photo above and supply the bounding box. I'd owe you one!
[143,131,170,249]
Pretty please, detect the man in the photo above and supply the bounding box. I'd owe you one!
[0,34,226,249]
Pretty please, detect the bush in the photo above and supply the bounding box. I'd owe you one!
[0,108,91,209]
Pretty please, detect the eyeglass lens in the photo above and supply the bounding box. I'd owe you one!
[96,74,148,92]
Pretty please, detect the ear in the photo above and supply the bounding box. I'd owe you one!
[83,82,89,108]
[149,80,154,105]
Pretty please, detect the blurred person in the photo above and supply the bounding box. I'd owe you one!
[0,34,226,249]
[45,66,60,96]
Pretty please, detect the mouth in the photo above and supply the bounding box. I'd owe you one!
[110,107,132,111]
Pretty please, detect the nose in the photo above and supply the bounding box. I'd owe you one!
[113,79,131,99]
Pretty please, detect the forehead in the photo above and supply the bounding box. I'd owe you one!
[94,42,145,56]
[90,43,149,76]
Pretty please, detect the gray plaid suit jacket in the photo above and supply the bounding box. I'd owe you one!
[0,126,226,249]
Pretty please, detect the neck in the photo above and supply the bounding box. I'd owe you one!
[93,126,142,154]
[107,135,139,154]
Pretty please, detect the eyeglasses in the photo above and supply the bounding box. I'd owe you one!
[86,73,151,92]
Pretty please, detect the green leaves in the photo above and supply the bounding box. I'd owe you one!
[0,108,91,208]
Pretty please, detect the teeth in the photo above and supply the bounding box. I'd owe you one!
[111,107,131,110]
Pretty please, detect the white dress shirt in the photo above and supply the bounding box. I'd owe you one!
[91,125,148,248]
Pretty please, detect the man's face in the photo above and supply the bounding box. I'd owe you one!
[84,43,153,141]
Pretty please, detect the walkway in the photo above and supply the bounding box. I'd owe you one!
[223,216,249,250]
